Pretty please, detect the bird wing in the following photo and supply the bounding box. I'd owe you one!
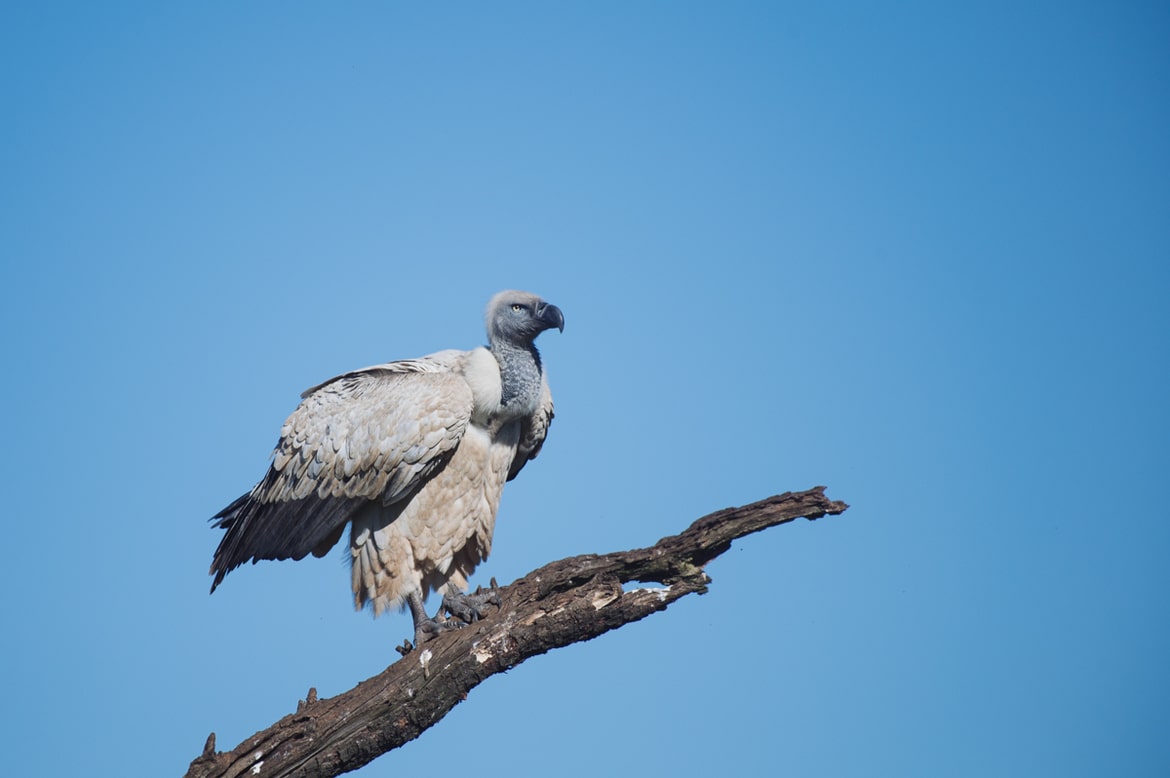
[209,350,475,591]
[507,371,554,481]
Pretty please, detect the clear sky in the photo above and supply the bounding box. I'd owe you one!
[2,3,1167,776]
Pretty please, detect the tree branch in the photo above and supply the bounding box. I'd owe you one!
[185,486,849,778]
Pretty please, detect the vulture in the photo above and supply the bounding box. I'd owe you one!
[209,290,563,649]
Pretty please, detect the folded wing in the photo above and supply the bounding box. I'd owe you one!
[508,372,554,481]
[209,351,474,591]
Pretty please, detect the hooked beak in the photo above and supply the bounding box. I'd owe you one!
[537,302,565,333]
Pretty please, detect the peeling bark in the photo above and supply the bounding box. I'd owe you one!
[185,487,849,778]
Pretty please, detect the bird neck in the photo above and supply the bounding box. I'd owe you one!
[491,340,543,415]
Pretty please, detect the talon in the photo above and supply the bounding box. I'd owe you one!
[401,585,501,653]
[441,584,503,625]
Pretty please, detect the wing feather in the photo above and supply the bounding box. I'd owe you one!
[507,371,554,481]
[209,351,474,591]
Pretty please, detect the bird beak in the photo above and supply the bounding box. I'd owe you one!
[537,302,565,333]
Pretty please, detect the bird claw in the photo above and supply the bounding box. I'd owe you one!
[441,581,502,624]
[399,580,502,654]
[405,613,471,653]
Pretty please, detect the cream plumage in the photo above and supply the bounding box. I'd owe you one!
[209,290,562,647]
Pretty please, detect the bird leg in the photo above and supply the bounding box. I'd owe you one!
[399,589,454,654]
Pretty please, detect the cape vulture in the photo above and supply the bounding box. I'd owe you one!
[209,290,563,649]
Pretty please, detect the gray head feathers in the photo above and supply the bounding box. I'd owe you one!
[485,290,565,348]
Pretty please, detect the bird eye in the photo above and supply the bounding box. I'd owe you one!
[511,304,525,312]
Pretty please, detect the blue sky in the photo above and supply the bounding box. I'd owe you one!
[2,3,1167,776]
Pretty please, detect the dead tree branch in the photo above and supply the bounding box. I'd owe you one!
[185,486,849,778]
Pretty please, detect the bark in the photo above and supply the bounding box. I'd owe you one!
[185,486,849,778]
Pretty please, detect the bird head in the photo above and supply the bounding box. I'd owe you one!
[486,290,565,346]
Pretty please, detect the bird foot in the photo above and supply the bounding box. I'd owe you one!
[404,615,463,653]
[396,580,502,656]
[441,578,502,624]
[395,618,456,656]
